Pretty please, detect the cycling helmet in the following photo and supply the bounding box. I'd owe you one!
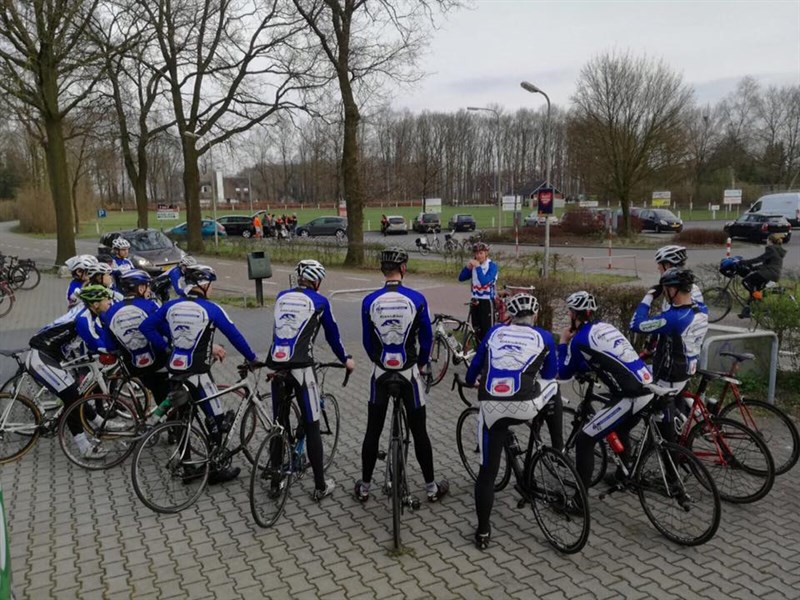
[180,255,197,268]
[719,256,742,278]
[150,273,172,300]
[86,261,112,278]
[472,242,490,253]
[295,259,326,284]
[112,237,131,250]
[654,245,687,266]
[659,267,695,293]
[184,264,217,286]
[380,247,409,265]
[565,291,598,312]
[65,254,96,273]
[119,269,151,293]
[79,284,114,303]
[505,293,540,318]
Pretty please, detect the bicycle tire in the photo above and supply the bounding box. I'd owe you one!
[58,393,142,470]
[427,335,451,388]
[526,447,591,554]
[0,285,14,318]
[703,286,732,323]
[685,416,775,503]
[319,393,340,472]
[462,328,478,359]
[6,267,26,290]
[250,430,292,528]
[636,442,720,546]
[391,436,403,550]
[18,266,41,290]
[0,373,57,409]
[417,244,429,256]
[131,421,210,514]
[718,398,799,476]
[456,406,511,492]
[561,406,608,487]
[0,392,42,464]
[240,397,270,465]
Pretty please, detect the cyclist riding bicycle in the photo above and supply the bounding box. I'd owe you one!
[465,292,560,550]
[357,247,449,505]
[140,264,258,485]
[557,291,655,490]
[267,259,355,501]
[458,242,499,343]
[65,255,98,308]
[736,233,787,318]
[168,255,198,299]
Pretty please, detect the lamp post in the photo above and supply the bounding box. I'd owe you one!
[520,81,552,276]
[183,131,219,248]
[467,106,502,234]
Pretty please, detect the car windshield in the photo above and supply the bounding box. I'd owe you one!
[389,217,404,224]
[653,210,677,219]
[129,230,173,250]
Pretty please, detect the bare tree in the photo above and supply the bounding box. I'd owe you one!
[571,50,693,233]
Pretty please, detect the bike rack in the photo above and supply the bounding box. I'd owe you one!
[699,324,779,404]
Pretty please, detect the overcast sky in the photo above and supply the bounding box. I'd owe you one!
[390,0,800,114]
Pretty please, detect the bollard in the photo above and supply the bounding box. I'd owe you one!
[725,237,731,258]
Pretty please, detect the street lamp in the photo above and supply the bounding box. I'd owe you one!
[183,131,219,248]
[520,81,552,276]
[467,106,502,235]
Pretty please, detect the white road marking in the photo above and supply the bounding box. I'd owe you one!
[345,277,370,282]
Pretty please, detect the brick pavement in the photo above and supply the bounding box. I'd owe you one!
[2,275,800,599]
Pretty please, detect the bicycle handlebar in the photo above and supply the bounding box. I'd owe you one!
[315,361,350,387]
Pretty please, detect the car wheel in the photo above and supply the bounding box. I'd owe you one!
[242,230,252,238]
[299,230,310,237]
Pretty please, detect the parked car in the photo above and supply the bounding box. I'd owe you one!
[383,215,408,235]
[637,208,683,233]
[447,214,476,232]
[746,192,800,227]
[522,213,560,227]
[98,229,185,273]
[217,215,256,238]
[295,216,348,239]
[724,213,792,243]
[167,219,227,241]
[412,212,441,233]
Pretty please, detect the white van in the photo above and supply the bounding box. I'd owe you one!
[747,192,800,227]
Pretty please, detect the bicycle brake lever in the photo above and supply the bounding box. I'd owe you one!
[342,370,351,387]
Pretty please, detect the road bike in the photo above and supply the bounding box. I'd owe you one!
[250,362,347,528]
[453,375,590,554]
[0,279,14,318]
[0,254,40,291]
[426,312,478,388]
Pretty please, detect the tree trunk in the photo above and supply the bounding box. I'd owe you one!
[342,101,364,266]
[182,143,203,252]
[43,118,76,264]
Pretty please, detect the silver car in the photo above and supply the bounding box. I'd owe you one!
[384,215,408,235]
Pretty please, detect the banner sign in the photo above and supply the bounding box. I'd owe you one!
[538,188,554,215]
[651,191,671,207]
[723,189,743,205]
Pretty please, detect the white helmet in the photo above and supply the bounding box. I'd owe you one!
[565,291,597,312]
[654,245,687,266]
[295,260,326,285]
[86,262,112,278]
[65,254,96,273]
[180,255,197,268]
[505,293,539,318]
[112,237,131,250]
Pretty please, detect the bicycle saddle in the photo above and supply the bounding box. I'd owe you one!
[0,348,28,357]
[695,368,741,386]
[644,382,680,398]
[719,351,754,363]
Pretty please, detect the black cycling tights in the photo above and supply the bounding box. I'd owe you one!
[474,419,517,536]
[361,400,434,485]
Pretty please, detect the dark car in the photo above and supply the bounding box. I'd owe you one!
[98,229,185,273]
[724,213,792,243]
[412,212,441,233]
[447,214,476,232]
[295,216,348,239]
[217,215,255,238]
[637,208,683,233]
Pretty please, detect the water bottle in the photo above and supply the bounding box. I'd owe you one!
[685,395,703,421]
[205,415,221,445]
[153,398,172,419]
[606,431,624,455]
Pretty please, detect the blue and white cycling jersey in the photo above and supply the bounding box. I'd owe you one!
[362,281,432,371]
[112,256,135,274]
[66,280,82,308]
[268,287,348,368]
[168,265,187,298]
[141,295,256,374]
[74,307,108,355]
[467,323,557,402]
[558,321,653,397]
[102,297,163,370]
[29,305,86,360]
[630,302,708,385]
[458,259,498,300]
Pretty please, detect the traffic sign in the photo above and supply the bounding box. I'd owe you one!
[96,209,107,218]
[502,195,521,212]
[723,189,742,205]
[156,209,180,221]
[651,191,671,207]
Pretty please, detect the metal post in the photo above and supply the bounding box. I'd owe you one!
[255,278,263,307]
[248,173,253,214]
[212,165,219,249]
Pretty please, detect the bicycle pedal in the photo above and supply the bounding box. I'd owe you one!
[407,497,421,511]
[377,450,387,461]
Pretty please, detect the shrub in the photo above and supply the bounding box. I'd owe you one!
[673,228,729,245]
[16,186,56,233]
[560,208,605,235]
[0,200,16,222]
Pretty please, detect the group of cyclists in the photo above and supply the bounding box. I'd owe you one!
[19,231,761,552]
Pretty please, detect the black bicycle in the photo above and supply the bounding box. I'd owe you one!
[453,375,591,554]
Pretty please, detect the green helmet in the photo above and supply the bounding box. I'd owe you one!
[79,284,113,303]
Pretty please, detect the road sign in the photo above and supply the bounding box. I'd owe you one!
[579,200,599,208]
[96,209,107,218]
[502,195,521,212]
[710,204,720,211]
[537,189,554,215]
[424,198,442,213]
[651,191,671,207]
[156,209,180,221]
[723,189,743,205]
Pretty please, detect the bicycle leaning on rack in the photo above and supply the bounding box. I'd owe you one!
[249,362,347,528]
[453,375,590,554]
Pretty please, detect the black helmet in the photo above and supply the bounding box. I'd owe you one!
[380,247,408,266]
[472,242,490,253]
[184,264,217,286]
[659,268,694,293]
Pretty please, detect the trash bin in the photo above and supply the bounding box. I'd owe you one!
[247,251,272,280]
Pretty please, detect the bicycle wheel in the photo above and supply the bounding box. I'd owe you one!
[561,407,608,487]
[0,285,14,318]
[250,430,292,528]
[110,377,152,417]
[58,394,142,470]
[685,417,775,503]
[7,267,26,290]
[0,393,42,464]
[719,399,799,476]
[703,286,732,323]
[319,393,340,471]
[427,335,450,388]
[526,447,590,554]
[391,437,403,550]
[240,396,271,465]
[456,407,511,492]
[18,266,40,290]
[417,244,429,256]
[0,373,58,409]
[636,442,720,546]
[131,421,210,514]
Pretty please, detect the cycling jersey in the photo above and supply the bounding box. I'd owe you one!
[66,280,82,308]
[458,259,498,300]
[558,321,653,396]
[102,297,164,370]
[141,295,256,374]
[361,281,432,371]
[267,287,348,368]
[630,302,708,386]
[74,307,108,355]
[168,265,187,298]
[29,305,86,361]
[466,323,558,403]
[112,256,135,274]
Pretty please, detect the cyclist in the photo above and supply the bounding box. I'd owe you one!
[65,255,97,308]
[458,242,499,343]
[654,245,704,307]
[140,264,257,484]
[558,291,655,490]
[267,259,354,501]
[111,238,135,276]
[357,248,449,505]
[737,233,787,318]
[465,292,559,550]
[168,255,198,298]
[85,261,123,303]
